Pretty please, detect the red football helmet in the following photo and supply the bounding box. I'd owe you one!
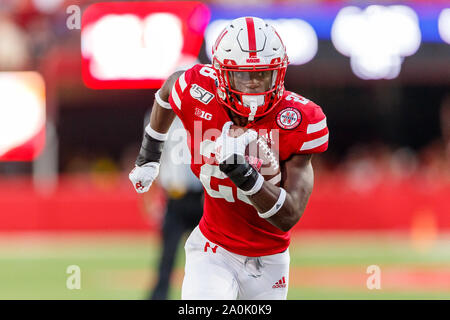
[212,17,289,121]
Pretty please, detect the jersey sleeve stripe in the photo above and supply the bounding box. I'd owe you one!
[307,118,327,134]
[178,72,187,92]
[300,133,329,151]
[171,82,182,110]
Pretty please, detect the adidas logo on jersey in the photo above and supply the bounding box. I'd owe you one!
[272,277,287,288]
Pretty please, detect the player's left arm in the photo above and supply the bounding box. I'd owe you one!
[246,154,314,232]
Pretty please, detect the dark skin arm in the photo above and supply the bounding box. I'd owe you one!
[247,154,314,232]
[148,70,184,133]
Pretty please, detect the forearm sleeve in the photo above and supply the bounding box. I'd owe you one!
[135,126,166,166]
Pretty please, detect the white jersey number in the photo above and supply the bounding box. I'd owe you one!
[199,139,251,205]
[286,93,309,105]
[199,65,217,81]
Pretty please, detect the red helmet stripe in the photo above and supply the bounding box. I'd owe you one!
[245,17,257,58]
[214,29,228,52]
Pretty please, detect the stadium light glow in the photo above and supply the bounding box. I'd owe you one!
[0,72,46,161]
[82,13,184,80]
[438,8,450,45]
[331,5,421,80]
[32,0,64,13]
[204,18,318,65]
[81,2,210,89]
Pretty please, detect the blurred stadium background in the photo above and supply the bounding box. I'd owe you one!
[0,0,449,299]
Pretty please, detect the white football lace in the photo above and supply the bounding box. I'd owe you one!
[256,137,279,171]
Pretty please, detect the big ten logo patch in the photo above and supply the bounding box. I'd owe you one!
[190,84,214,104]
[195,107,213,121]
[204,242,218,253]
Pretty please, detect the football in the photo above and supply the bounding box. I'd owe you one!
[229,125,281,186]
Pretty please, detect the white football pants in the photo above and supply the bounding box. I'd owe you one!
[181,226,290,300]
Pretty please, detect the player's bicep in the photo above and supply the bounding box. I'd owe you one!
[149,71,185,133]
[159,70,185,101]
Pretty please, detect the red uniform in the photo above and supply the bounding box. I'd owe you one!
[169,64,329,257]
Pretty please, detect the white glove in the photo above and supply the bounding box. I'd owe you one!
[214,121,257,164]
[129,162,160,193]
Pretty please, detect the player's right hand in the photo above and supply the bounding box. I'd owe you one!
[214,121,257,164]
[129,162,160,193]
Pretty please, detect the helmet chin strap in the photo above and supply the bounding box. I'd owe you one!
[242,95,265,122]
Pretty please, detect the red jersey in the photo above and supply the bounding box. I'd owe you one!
[169,64,329,257]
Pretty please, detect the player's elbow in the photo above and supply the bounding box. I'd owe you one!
[283,208,302,232]
[275,203,302,232]
[278,221,296,233]
[280,176,313,232]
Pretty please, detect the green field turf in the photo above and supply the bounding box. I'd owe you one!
[0,232,449,300]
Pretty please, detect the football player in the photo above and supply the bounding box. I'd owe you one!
[129,17,329,299]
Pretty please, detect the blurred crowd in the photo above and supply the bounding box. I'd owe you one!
[0,0,73,71]
[0,0,448,187]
